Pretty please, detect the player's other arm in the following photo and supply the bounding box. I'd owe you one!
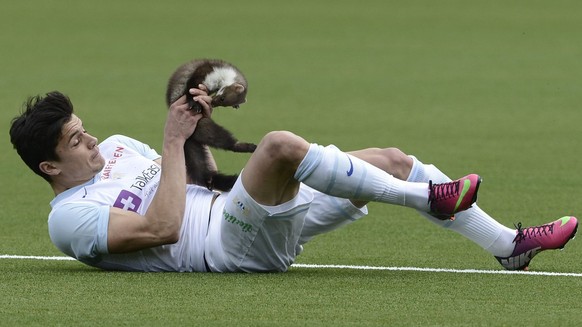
[106,89,212,253]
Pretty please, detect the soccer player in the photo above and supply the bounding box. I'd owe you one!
[9,89,577,272]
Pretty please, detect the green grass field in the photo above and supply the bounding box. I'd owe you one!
[1,0,582,325]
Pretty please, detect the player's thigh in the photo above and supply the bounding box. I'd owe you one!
[241,131,310,206]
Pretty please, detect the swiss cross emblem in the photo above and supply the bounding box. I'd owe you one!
[113,190,142,212]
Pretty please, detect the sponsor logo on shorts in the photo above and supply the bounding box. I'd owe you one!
[223,211,253,232]
[233,196,251,217]
[113,190,142,212]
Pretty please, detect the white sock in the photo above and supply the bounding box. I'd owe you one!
[407,156,516,257]
[294,144,430,211]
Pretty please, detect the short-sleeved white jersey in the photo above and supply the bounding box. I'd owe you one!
[48,134,217,272]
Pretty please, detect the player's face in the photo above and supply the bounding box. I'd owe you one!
[52,114,105,184]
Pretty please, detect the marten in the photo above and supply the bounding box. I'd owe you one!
[166,59,256,191]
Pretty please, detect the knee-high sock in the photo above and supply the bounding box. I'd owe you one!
[407,155,516,257]
[294,144,430,211]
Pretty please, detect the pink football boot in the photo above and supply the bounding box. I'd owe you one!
[495,216,578,270]
[428,174,482,220]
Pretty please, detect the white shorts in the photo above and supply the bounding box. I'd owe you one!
[204,177,368,273]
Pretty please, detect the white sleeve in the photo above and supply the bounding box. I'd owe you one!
[101,134,161,161]
[48,202,110,264]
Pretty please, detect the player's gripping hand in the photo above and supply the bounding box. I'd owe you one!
[165,87,212,142]
[189,84,214,118]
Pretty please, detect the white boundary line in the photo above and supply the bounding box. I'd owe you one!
[292,263,582,277]
[1,254,75,261]
[2,254,582,277]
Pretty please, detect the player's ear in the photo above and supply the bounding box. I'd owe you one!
[39,161,61,176]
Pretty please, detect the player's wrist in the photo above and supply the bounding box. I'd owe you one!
[161,135,187,155]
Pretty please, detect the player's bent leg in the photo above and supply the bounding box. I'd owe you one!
[295,143,479,216]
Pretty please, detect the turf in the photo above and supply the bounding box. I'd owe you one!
[1,0,582,326]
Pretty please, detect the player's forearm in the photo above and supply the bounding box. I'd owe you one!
[144,136,187,242]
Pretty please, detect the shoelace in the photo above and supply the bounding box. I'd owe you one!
[512,222,554,244]
[427,180,460,204]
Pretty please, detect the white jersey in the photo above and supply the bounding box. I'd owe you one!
[48,135,217,272]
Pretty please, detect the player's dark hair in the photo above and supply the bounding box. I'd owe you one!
[9,91,74,182]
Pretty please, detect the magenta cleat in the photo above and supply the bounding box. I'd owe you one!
[428,174,481,220]
[495,216,578,270]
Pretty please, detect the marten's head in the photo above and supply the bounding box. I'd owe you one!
[165,59,248,111]
[212,83,247,109]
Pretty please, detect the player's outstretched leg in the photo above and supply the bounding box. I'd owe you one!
[495,216,578,270]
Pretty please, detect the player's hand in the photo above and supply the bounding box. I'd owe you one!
[189,84,213,118]
[166,95,203,142]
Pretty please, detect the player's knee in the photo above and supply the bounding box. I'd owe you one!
[258,131,308,165]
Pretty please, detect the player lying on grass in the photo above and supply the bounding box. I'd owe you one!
[9,89,578,272]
